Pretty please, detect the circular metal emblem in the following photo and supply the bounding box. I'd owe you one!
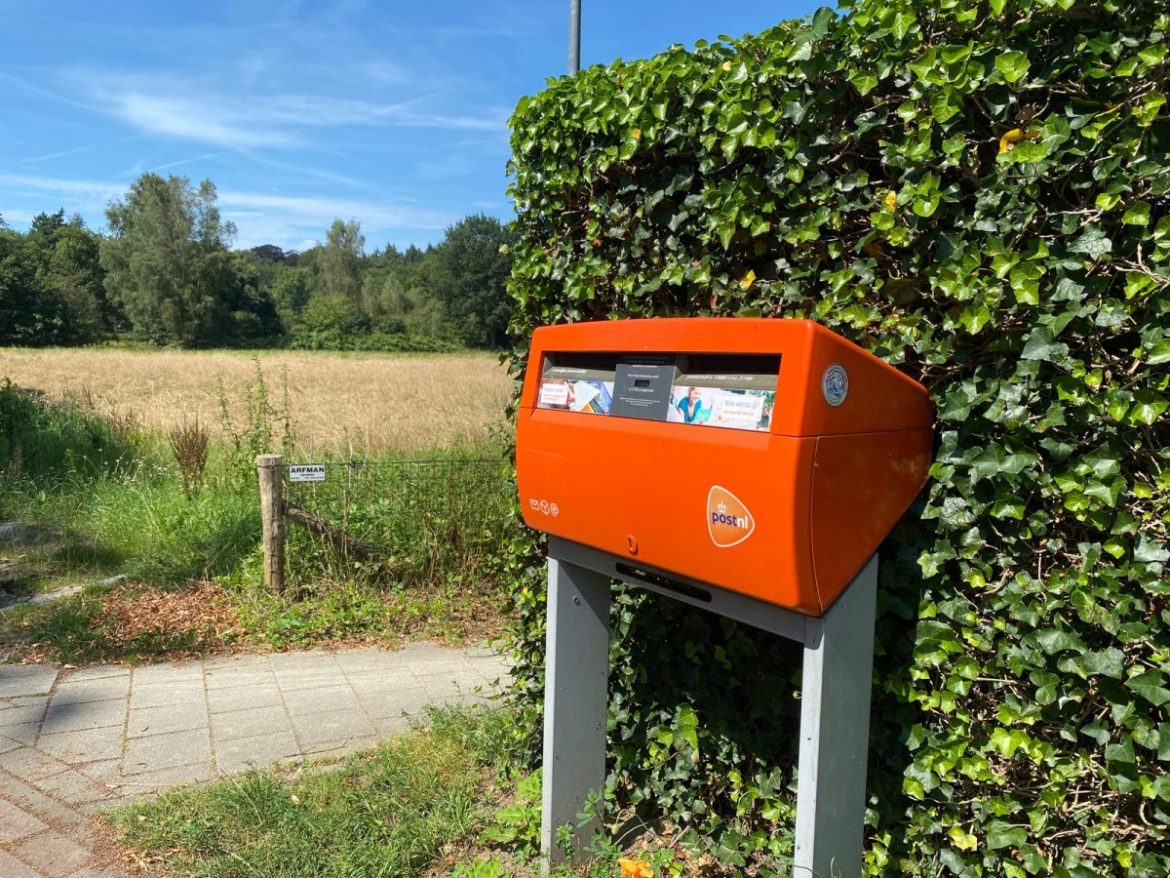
[822,364,849,407]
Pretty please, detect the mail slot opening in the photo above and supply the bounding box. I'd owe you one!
[616,563,713,603]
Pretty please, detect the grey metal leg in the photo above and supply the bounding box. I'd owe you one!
[540,557,611,868]
[793,555,879,878]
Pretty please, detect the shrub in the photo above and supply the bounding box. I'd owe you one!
[503,1,1170,875]
[0,381,133,487]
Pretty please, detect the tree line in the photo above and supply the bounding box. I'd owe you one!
[0,173,514,350]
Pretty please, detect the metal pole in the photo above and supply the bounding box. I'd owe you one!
[540,556,610,870]
[793,555,879,878]
[568,0,581,75]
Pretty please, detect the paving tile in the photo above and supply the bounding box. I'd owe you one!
[211,705,291,742]
[0,667,58,698]
[0,797,48,842]
[50,677,130,706]
[355,685,429,719]
[42,699,126,734]
[128,682,204,710]
[340,668,418,690]
[282,686,360,717]
[273,670,350,692]
[0,849,41,878]
[206,683,283,714]
[62,666,127,683]
[269,651,338,670]
[36,768,118,808]
[12,829,94,877]
[334,649,406,672]
[126,702,208,739]
[0,733,25,754]
[74,759,122,785]
[0,697,47,729]
[130,662,203,686]
[123,728,211,776]
[0,723,42,745]
[204,654,269,671]
[0,767,88,827]
[292,709,376,749]
[1,747,73,781]
[38,727,124,764]
[215,731,300,774]
[110,761,214,796]
[204,669,275,691]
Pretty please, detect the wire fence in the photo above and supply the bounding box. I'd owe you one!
[281,457,514,587]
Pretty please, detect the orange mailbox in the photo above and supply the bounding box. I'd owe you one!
[516,317,932,617]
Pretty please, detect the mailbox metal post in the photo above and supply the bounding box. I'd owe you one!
[541,556,611,864]
[793,554,877,878]
[541,539,878,878]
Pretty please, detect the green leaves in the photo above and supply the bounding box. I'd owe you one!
[995,51,1030,84]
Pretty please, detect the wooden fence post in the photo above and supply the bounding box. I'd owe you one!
[257,454,285,593]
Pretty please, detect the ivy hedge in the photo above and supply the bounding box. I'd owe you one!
[501,0,1170,875]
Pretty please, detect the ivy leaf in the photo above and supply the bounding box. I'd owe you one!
[1123,202,1151,226]
[1070,227,1114,260]
[1021,326,1069,361]
[1127,671,1170,707]
[1147,340,1170,366]
[1083,648,1125,679]
[1135,536,1170,564]
[995,51,1031,83]
[985,822,1028,850]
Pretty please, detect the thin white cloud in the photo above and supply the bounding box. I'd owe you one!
[110,92,299,148]
[68,71,506,151]
[0,173,124,201]
[217,190,454,231]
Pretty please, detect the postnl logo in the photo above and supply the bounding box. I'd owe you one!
[707,486,755,548]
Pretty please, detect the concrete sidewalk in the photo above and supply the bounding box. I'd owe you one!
[0,644,509,878]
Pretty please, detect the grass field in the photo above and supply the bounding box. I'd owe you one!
[0,347,514,455]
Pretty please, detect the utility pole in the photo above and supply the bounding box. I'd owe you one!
[568,0,581,75]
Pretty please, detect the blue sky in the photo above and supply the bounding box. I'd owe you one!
[0,0,820,252]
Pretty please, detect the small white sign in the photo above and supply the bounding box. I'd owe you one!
[538,382,570,407]
[288,464,326,483]
[713,394,765,429]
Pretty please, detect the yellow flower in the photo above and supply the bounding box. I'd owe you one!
[998,127,1040,155]
[619,857,654,878]
[739,269,756,290]
[884,190,898,212]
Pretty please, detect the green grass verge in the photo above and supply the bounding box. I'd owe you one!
[109,706,517,878]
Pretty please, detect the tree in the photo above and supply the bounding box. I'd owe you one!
[26,211,111,343]
[0,227,63,346]
[101,174,237,345]
[319,219,364,305]
[428,214,514,348]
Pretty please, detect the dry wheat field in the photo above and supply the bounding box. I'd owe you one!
[0,348,514,454]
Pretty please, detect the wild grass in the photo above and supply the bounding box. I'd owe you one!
[0,347,513,455]
[109,705,519,878]
[0,375,514,665]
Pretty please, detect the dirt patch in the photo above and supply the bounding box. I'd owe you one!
[101,581,245,652]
